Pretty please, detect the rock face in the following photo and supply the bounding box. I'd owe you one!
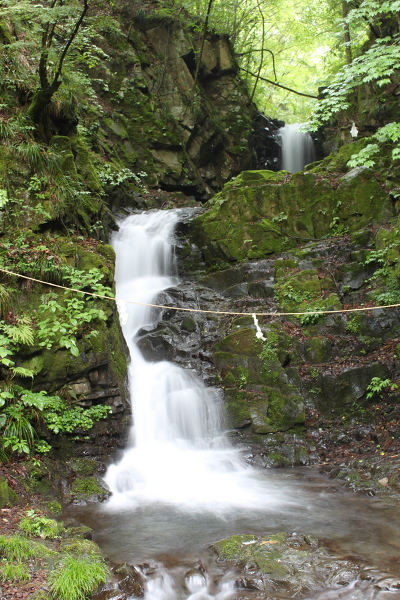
[145,154,400,470]
[91,19,256,200]
[189,159,393,264]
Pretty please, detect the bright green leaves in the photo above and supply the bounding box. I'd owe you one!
[366,376,398,399]
[311,0,400,129]
[347,144,380,168]
[0,386,112,457]
[37,292,107,355]
[347,122,400,169]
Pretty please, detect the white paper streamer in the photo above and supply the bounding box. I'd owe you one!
[116,299,129,325]
[252,313,266,341]
[350,121,358,138]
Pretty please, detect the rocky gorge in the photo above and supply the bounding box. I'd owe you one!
[0,2,400,599]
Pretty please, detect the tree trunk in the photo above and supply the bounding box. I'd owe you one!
[342,1,352,64]
[26,81,61,124]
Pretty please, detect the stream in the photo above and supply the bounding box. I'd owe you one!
[72,209,400,600]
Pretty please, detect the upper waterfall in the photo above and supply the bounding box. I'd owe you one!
[278,123,315,173]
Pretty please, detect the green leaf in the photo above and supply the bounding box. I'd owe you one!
[11,367,34,378]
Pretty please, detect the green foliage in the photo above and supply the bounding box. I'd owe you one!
[298,309,323,325]
[19,510,64,539]
[345,315,361,334]
[311,0,400,131]
[0,561,30,583]
[0,535,53,561]
[97,164,147,190]
[0,383,112,459]
[36,292,107,357]
[330,216,349,237]
[347,144,380,169]
[275,283,312,305]
[48,554,108,600]
[0,244,114,461]
[260,332,279,364]
[366,376,398,399]
[348,123,400,168]
[374,274,400,304]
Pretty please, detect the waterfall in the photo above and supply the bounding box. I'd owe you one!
[278,123,315,173]
[104,209,288,512]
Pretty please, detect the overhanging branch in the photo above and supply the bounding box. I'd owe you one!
[239,67,318,99]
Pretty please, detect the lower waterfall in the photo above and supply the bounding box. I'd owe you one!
[278,123,315,173]
[104,209,288,512]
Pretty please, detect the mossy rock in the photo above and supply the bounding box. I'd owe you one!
[64,525,92,540]
[302,337,333,364]
[214,534,257,561]
[68,458,98,477]
[214,327,262,356]
[307,138,372,173]
[26,591,51,600]
[59,538,102,556]
[224,389,252,428]
[0,477,20,508]
[70,476,109,503]
[337,167,392,227]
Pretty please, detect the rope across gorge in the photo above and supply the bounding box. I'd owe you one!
[1,266,400,318]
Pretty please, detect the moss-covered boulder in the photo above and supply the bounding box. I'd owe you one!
[189,166,392,264]
[0,477,20,507]
[213,326,305,436]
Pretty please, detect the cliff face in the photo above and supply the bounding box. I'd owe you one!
[0,5,260,461]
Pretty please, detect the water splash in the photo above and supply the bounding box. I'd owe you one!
[104,209,290,512]
[278,123,315,173]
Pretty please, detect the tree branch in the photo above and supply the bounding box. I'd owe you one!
[238,67,318,99]
[193,0,213,90]
[51,0,88,89]
[250,0,266,102]
[235,48,277,81]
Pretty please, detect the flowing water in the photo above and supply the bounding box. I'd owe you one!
[104,210,292,513]
[73,210,400,600]
[278,123,315,172]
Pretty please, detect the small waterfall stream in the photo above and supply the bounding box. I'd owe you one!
[278,123,315,172]
[104,210,288,512]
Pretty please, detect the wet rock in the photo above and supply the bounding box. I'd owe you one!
[212,532,365,598]
[113,564,145,597]
[70,476,110,505]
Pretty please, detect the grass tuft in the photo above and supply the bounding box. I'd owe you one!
[48,555,108,600]
[0,561,30,583]
[0,535,55,561]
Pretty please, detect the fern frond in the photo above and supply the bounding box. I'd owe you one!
[3,321,35,346]
[0,285,11,318]
[11,367,34,378]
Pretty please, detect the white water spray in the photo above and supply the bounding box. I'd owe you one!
[278,123,315,173]
[104,209,288,512]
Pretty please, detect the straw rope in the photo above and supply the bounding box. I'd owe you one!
[1,266,399,317]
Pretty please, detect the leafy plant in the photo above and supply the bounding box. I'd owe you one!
[299,309,323,325]
[19,510,64,539]
[348,123,400,169]
[97,163,147,190]
[345,315,361,334]
[366,377,398,399]
[260,332,279,364]
[330,216,349,237]
[238,370,248,389]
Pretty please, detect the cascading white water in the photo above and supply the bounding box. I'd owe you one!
[278,123,315,173]
[104,209,288,512]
